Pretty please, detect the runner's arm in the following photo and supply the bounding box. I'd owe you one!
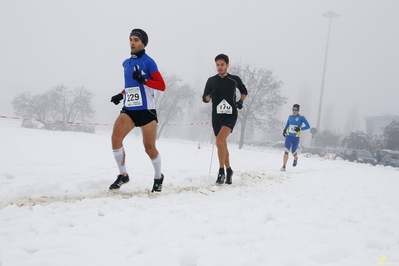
[301,116,311,130]
[146,71,166,91]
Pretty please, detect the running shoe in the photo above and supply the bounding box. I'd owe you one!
[109,174,129,190]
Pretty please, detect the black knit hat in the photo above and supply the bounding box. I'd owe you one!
[293,104,300,111]
[130,29,148,46]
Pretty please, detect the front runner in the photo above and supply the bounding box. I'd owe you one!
[109,28,166,192]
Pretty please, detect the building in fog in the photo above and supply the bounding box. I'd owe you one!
[364,115,399,136]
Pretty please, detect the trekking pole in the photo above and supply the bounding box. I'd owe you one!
[209,143,215,175]
[208,127,216,175]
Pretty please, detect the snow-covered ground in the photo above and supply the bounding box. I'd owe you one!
[1,120,398,266]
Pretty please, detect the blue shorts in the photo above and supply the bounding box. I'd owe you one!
[284,136,300,154]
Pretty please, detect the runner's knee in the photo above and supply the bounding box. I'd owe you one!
[111,132,123,147]
[144,143,157,156]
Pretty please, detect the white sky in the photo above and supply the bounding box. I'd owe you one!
[1,0,398,134]
[0,120,398,265]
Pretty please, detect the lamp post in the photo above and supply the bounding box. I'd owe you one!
[316,11,339,132]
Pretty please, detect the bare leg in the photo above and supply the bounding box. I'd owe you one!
[224,148,230,169]
[141,120,159,159]
[112,113,134,150]
[141,120,162,179]
[216,126,231,169]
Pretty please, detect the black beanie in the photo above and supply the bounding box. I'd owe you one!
[293,104,300,111]
[130,29,148,46]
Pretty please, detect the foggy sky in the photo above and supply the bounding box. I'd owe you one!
[1,0,398,137]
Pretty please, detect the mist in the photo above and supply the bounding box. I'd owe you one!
[1,0,398,146]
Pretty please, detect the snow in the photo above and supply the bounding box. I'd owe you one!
[1,120,398,266]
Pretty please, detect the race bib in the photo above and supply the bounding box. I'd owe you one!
[288,125,298,134]
[217,99,232,114]
[125,87,143,107]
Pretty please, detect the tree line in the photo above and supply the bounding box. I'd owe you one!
[12,85,95,133]
[312,122,399,151]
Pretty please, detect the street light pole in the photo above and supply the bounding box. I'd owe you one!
[316,11,339,132]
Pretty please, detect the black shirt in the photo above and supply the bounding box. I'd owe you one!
[202,73,248,117]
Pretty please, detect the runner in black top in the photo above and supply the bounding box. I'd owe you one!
[202,54,248,185]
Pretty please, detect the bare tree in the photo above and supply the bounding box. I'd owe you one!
[12,85,95,132]
[341,130,371,150]
[314,129,342,148]
[229,64,288,148]
[155,74,196,139]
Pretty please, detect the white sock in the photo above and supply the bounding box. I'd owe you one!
[151,154,162,179]
[113,147,127,175]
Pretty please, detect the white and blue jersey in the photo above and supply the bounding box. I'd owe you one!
[122,53,159,111]
[284,114,310,138]
[283,113,310,154]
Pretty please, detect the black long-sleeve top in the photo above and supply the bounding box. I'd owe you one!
[202,73,248,117]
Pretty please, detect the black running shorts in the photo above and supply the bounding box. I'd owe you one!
[212,115,237,136]
[121,109,158,127]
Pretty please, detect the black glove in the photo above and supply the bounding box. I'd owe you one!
[209,89,218,98]
[283,129,287,137]
[132,65,146,84]
[236,100,243,109]
[294,126,301,132]
[110,93,123,105]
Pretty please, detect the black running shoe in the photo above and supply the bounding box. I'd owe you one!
[280,165,286,172]
[216,173,225,184]
[226,168,233,185]
[216,168,225,184]
[151,174,164,193]
[109,174,129,190]
[293,158,298,167]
